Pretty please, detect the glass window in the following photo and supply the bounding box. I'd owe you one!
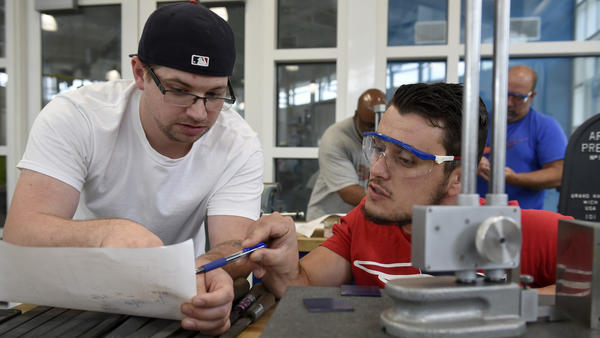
[575,0,600,40]
[41,5,121,107]
[0,0,4,58]
[0,70,5,146]
[572,56,600,130]
[220,4,245,116]
[159,2,246,116]
[388,0,447,46]
[275,158,319,221]
[460,0,575,43]
[0,155,5,229]
[386,61,446,98]
[0,70,5,230]
[278,0,337,48]
[277,63,337,147]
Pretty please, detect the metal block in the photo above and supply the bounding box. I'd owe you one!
[381,276,525,337]
[412,205,521,272]
[555,218,600,329]
[520,288,538,322]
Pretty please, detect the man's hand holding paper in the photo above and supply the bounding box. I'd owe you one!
[181,259,234,334]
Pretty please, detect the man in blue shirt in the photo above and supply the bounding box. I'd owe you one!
[477,65,567,209]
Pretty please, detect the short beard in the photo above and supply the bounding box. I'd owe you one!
[364,174,449,226]
[363,205,410,227]
[507,108,518,123]
[156,116,207,143]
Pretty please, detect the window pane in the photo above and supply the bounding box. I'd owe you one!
[388,0,447,46]
[275,158,318,221]
[0,70,4,228]
[221,4,245,116]
[278,0,337,48]
[386,61,446,97]
[0,0,4,57]
[0,70,5,146]
[277,63,337,147]
[159,2,246,116]
[572,56,600,130]
[461,0,575,43]
[575,0,600,40]
[0,155,5,229]
[41,5,121,107]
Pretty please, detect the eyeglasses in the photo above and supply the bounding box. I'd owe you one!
[362,132,460,177]
[146,66,236,111]
[508,91,532,104]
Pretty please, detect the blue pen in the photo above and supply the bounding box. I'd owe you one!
[196,242,267,274]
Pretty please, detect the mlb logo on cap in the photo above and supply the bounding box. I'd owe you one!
[192,55,210,67]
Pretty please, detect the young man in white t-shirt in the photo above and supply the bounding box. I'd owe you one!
[3,2,263,334]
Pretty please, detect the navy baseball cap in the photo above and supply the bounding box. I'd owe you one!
[133,1,235,77]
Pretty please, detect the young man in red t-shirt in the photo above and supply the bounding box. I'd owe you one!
[243,83,570,298]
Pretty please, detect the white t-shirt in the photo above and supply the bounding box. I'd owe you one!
[18,80,264,256]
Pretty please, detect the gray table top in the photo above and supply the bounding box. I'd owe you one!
[261,286,600,338]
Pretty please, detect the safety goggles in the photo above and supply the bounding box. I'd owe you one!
[508,91,532,104]
[362,132,460,177]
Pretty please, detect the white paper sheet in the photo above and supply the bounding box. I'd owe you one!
[0,239,196,320]
[296,213,345,237]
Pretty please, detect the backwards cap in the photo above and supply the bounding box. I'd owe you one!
[134,2,235,76]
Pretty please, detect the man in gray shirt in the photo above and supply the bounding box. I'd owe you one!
[306,89,387,221]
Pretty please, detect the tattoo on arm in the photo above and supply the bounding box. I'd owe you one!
[201,240,243,260]
[212,240,242,251]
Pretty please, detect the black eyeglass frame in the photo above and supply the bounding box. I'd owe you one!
[145,65,236,108]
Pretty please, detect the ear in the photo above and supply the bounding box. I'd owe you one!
[444,167,462,198]
[131,56,146,90]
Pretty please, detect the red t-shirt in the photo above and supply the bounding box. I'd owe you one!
[321,199,572,288]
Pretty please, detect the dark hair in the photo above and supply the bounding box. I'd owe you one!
[390,83,488,174]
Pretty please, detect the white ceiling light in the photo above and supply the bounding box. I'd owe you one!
[41,14,58,32]
[105,69,121,81]
[210,7,228,22]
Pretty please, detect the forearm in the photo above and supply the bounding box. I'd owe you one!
[4,212,120,247]
[507,168,562,190]
[338,184,366,206]
[204,215,257,278]
[262,254,348,298]
[261,262,309,299]
[4,169,113,247]
[5,170,162,248]
[4,209,162,249]
[200,240,252,279]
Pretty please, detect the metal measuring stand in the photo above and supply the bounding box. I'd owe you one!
[380,1,537,337]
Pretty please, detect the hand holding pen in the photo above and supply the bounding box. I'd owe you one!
[196,242,267,274]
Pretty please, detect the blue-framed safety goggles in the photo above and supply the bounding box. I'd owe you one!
[508,91,532,103]
[362,132,460,177]
[363,132,459,164]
